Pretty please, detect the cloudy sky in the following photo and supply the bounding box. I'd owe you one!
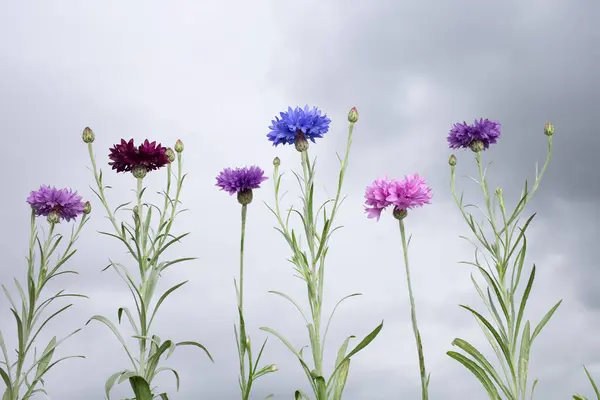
[0,0,598,399]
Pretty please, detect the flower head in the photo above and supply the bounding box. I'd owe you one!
[216,166,268,196]
[267,105,331,147]
[387,174,432,210]
[447,118,501,151]
[108,139,170,174]
[26,185,85,222]
[364,174,432,221]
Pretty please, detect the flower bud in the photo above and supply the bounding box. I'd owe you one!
[544,122,555,137]
[267,364,278,373]
[469,140,484,153]
[448,154,457,166]
[348,106,359,123]
[393,207,408,220]
[82,127,95,144]
[165,147,176,162]
[83,201,92,214]
[237,189,253,205]
[273,157,280,167]
[174,139,184,153]
[294,132,309,152]
[132,165,147,179]
[47,210,61,224]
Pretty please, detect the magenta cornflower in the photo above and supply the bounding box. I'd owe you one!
[108,139,170,173]
[216,166,268,195]
[447,118,501,150]
[26,185,85,222]
[364,174,432,221]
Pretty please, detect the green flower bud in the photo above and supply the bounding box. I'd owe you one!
[348,106,359,123]
[174,139,184,153]
[132,165,147,179]
[47,210,61,224]
[469,140,484,153]
[273,157,281,167]
[294,133,309,152]
[449,154,457,166]
[267,364,278,373]
[83,201,92,214]
[544,122,555,137]
[237,189,253,205]
[165,147,176,162]
[82,127,95,144]
[393,207,408,220]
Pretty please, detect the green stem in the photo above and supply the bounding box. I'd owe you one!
[87,142,121,235]
[239,204,249,398]
[398,218,428,400]
[136,177,148,376]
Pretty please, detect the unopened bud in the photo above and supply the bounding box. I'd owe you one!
[165,147,176,163]
[237,189,253,205]
[273,157,280,167]
[348,107,359,123]
[544,122,555,137]
[83,201,92,214]
[393,207,408,220]
[132,165,147,179]
[174,139,184,153]
[267,364,278,373]
[495,187,503,197]
[294,132,309,152]
[82,127,95,144]
[469,140,484,153]
[448,154,457,166]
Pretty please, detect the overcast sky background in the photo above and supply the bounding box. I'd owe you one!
[0,1,598,399]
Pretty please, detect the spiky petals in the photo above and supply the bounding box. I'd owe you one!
[216,166,268,195]
[27,185,85,222]
[364,175,432,221]
[108,139,170,173]
[267,105,331,146]
[447,118,501,150]
[364,177,392,221]
[387,174,432,210]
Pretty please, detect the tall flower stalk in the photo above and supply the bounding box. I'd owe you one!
[364,174,433,400]
[446,120,561,399]
[262,106,383,400]
[1,186,89,400]
[82,129,212,399]
[216,165,276,399]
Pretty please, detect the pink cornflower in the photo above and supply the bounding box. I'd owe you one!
[364,174,432,221]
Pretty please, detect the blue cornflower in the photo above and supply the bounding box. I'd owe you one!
[267,105,331,147]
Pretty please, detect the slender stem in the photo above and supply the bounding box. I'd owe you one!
[240,205,247,312]
[87,143,121,235]
[239,204,248,398]
[136,176,148,376]
[398,218,428,400]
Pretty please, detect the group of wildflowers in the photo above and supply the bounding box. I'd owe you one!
[1,99,594,400]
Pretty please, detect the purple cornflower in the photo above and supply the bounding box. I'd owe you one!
[364,174,432,221]
[108,139,170,174]
[216,166,268,205]
[26,185,85,222]
[267,105,331,147]
[447,118,501,151]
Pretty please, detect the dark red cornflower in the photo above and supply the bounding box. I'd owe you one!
[108,139,171,174]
